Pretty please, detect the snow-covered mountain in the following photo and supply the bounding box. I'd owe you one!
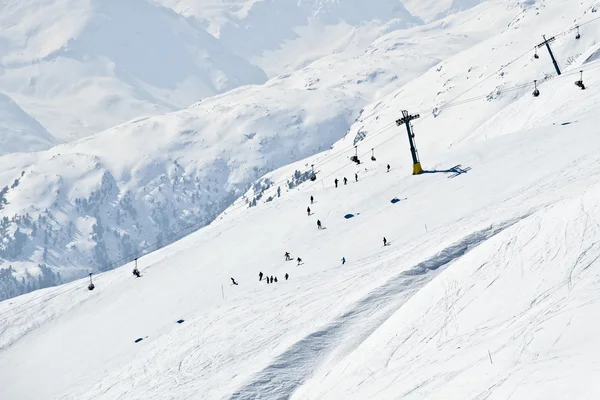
[0,0,524,300]
[3,29,600,399]
[0,0,266,142]
[3,0,600,398]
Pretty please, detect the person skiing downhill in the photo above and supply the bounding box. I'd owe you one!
[231,277,238,285]
[297,257,303,265]
[317,220,323,229]
[274,277,278,283]
[285,252,292,261]
[387,164,391,172]
[344,177,348,185]
[270,276,274,283]
[285,273,289,280]
[355,173,358,182]
[334,178,339,188]
[310,195,314,204]
[383,237,387,246]
[341,257,346,265]
[259,271,264,281]
[307,206,311,216]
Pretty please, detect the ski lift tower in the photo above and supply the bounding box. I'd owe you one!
[395,110,423,175]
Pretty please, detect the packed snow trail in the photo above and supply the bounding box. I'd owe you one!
[299,186,600,399]
[229,217,525,399]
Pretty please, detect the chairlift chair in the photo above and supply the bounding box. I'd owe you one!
[371,148,376,161]
[310,164,317,181]
[575,70,585,90]
[575,26,581,40]
[534,48,539,59]
[532,80,540,97]
[87,273,95,291]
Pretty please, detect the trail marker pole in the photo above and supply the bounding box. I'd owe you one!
[395,110,423,175]
[221,284,224,299]
[536,35,561,75]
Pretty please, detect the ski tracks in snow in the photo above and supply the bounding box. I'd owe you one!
[228,215,528,399]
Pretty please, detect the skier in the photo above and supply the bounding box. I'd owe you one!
[266,277,270,284]
[285,273,289,280]
[387,164,390,172]
[334,178,339,188]
[297,257,303,265]
[341,257,346,265]
[343,177,348,185]
[317,220,323,229]
[310,195,314,204]
[355,173,358,182]
[307,206,311,216]
[274,277,278,283]
[270,276,274,283]
[383,237,387,246]
[259,271,264,281]
[132,267,141,278]
[285,252,291,261]
[231,277,238,286]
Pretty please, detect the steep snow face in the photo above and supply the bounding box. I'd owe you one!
[0,0,266,142]
[0,1,521,300]
[0,92,56,155]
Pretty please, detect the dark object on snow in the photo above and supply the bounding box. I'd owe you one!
[383,237,387,246]
[307,207,311,216]
[266,277,270,284]
[350,155,360,164]
[259,271,264,281]
[285,273,289,280]
[310,195,314,204]
[355,173,358,182]
[532,80,540,97]
[341,257,346,265]
[391,198,401,204]
[135,338,144,343]
[270,276,274,283]
[575,70,585,90]
[87,273,95,291]
[387,164,390,172]
[297,257,302,265]
[285,252,292,261]
[231,277,238,285]
[344,214,354,219]
[177,319,185,324]
[317,220,322,229]
[371,148,376,161]
[274,277,278,283]
[133,268,141,278]
[334,178,339,188]
[344,177,348,185]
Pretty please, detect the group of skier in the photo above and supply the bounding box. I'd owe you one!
[176,163,393,289]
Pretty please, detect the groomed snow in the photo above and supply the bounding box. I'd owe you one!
[2,105,600,398]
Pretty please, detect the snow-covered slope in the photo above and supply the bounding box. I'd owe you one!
[3,1,600,398]
[0,0,266,142]
[0,0,522,300]
[3,101,600,399]
[0,92,56,155]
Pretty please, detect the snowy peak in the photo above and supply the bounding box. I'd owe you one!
[0,0,267,142]
[0,92,56,156]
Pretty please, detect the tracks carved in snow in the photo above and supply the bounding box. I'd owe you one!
[229,216,527,400]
